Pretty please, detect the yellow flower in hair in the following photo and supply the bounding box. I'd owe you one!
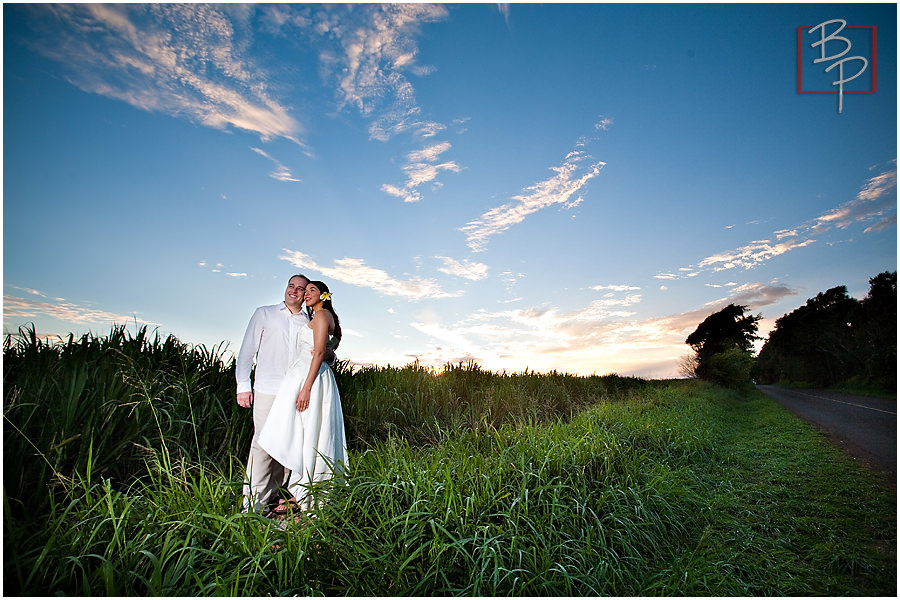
[320,292,332,301]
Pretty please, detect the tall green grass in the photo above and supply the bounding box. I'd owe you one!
[4,326,895,595]
[3,325,643,514]
[3,325,247,518]
[339,360,646,446]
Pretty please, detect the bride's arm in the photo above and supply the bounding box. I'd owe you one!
[296,311,330,412]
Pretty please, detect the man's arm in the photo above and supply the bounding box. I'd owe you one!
[323,332,340,365]
[235,307,264,407]
[237,391,253,408]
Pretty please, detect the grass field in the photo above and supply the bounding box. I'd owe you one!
[4,326,896,595]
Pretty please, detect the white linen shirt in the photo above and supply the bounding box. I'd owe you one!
[235,302,310,395]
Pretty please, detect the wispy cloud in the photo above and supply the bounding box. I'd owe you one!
[460,149,605,252]
[27,4,459,197]
[313,4,448,134]
[865,213,897,233]
[591,284,640,292]
[660,163,897,279]
[303,4,461,200]
[199,261,247,278]
[3,294,154,327]
[435,256,489,280]
[452,117,472,134]
[497,4,511,27]
[399,281,795,376]
[404,287,645,373]
[251,147,301,182]
[7,285,47,297]
[809,165,897,233]
[704,281,796,309]
[693,238,817,273]
[594,116,613,131]
[280,249,462,300]
[381,142,461,202]
[407,142,451,163]
[26,4,304,146]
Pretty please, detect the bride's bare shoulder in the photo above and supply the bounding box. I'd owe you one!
[310,309,335,330]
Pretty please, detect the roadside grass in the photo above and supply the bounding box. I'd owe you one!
[656,388,896,596]
[4,327,895,595]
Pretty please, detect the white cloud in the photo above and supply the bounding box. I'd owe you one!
[28,4,305,147]
[303,4,460,201]
[460,149,605,252]
[864,214,897,233]
[381,142,462,202]
[392,161,460,201]
[694,238,817,273]
[809,165,897,233]
[660,164,897,279]
[497,4,511,26]
[594,116,613,131]
[452,117,472,134]
[407,141,452,163]
[379,280,796,377]
[30,4,460,198]
[8,285,47,297]
[280,249,462,300]
[200,261,248,278]
[313,3,448,134]
[435,256,489,280]
[591,284,641,292]
[251,147,302,182]
[3,294,154,326]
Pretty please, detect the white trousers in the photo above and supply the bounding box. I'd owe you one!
[242,391,288,512]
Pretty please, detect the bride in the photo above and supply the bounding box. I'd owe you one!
[258,280,349,513]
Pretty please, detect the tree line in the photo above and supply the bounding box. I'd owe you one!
[684,271,896,392]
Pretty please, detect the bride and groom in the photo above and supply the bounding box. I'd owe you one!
[235,274,348,516]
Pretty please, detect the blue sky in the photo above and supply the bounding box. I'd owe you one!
[3,3,896,378]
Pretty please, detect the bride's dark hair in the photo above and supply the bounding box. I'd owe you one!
[309,280,342,342]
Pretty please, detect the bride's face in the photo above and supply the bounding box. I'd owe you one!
[304,284,322,307]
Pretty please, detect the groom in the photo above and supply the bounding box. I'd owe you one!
[236,274,313,513]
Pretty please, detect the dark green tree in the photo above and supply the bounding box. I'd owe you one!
[856,271,897,389]
[754,272,896,391]
[685,304,761,386]
[755,286,859,386]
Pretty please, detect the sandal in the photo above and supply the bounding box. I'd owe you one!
[271,498,298,515]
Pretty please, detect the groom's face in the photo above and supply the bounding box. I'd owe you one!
[285,276,308,311]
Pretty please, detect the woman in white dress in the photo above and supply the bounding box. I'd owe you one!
[258,280,349,513]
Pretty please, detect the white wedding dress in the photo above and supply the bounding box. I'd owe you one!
[258,323,348,509]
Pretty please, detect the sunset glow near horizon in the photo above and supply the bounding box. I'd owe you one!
[3,3,897,378]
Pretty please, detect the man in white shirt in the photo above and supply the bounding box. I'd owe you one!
[236,274,312,513]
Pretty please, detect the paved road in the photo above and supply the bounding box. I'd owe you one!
[757,385,897,485]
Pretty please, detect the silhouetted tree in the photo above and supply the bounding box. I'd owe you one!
[755,272,896,391]
[685,304,760,386]
[856,271,897,389]
[755,286,859,385]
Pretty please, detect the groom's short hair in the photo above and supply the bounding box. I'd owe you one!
[288,274,310,286]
